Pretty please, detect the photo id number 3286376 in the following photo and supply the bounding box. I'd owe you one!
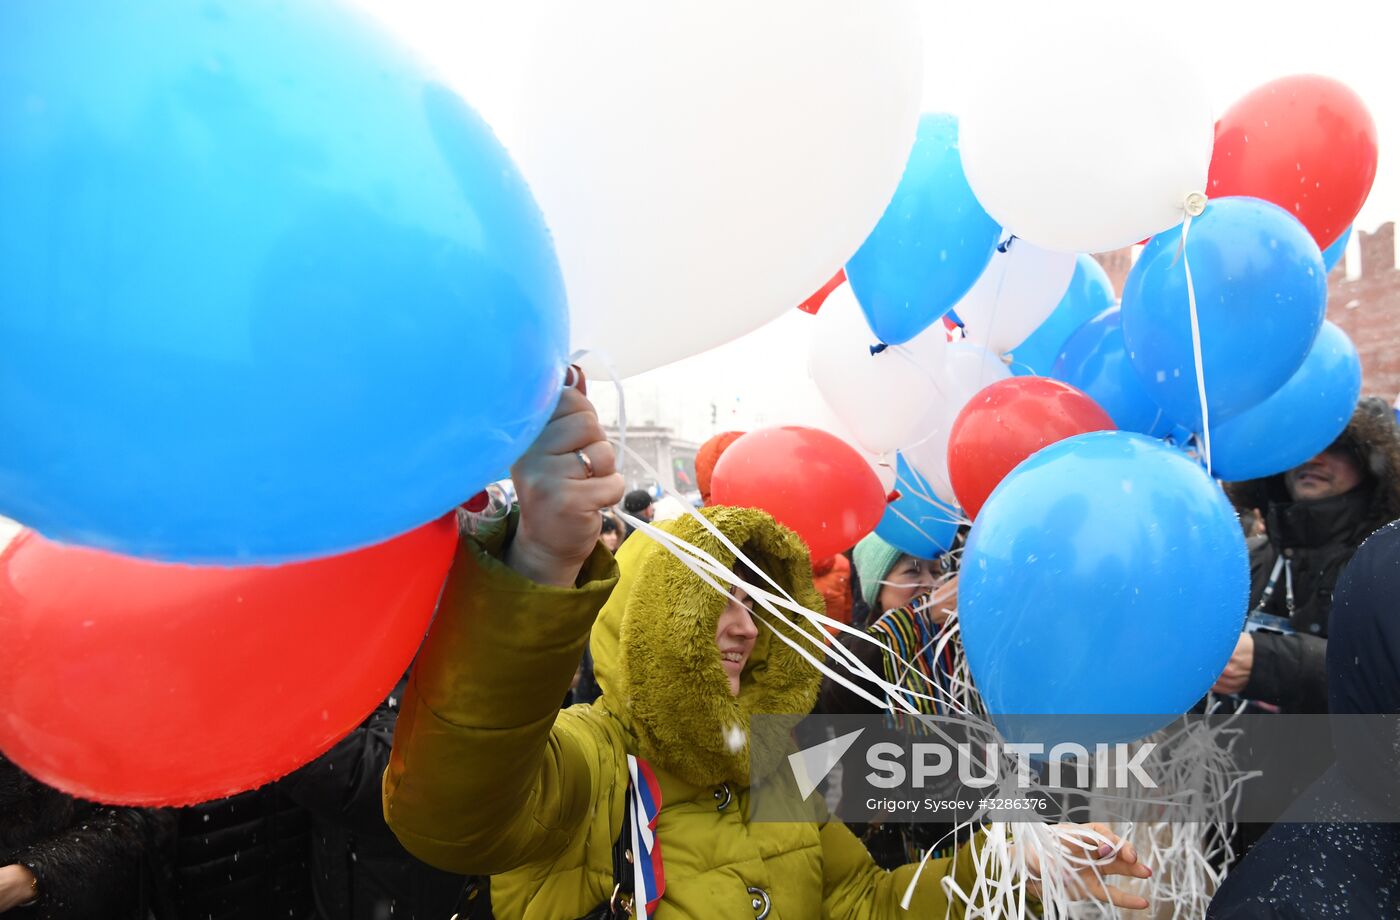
[981,797,1045,811]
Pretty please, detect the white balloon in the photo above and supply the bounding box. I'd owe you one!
[938,341,1014,410]
[900,318,957,376]
[808,284,941,455]
[816,406,900,494]
[736,345,898,493]
[954,239,1077,355]
[901,341,1011,503]
[516,0,923,378]
[902,421,957,504]
[958,3,1213,254]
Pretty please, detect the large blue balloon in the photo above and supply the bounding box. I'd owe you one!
[960,432,1247,728]
[1322,224,1352,273]
[1008,255,1115,376]
[846,113,1001,346]
[0,1,568,563]
[875,454,960,558]
[1052,308,1173,438]
[1121,197,1327,432]
[1211,322,1362,482]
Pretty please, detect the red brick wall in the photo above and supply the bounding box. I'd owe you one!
[1327,222,1400,402]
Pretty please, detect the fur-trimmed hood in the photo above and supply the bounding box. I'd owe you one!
[1225,396,1400,537]
[0,754,158,920]
[589,506,824,788]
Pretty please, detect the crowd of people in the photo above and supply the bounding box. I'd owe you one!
[2,672,467,920]
[5,384,1400,919]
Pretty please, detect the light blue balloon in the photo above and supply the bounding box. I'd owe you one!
[1121,197,1327,432]
[1008,255,1115,376]
[1322,225,1352,273]
[1052,308,1173,438]
[1211,322,1362,482]
[0,1,568,563]
[961,432,1248,730]
[875,454,960,559]
[846,113,1001,346]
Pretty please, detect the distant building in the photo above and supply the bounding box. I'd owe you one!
[1327,222,1400,401]
[1092,247,1135,297]
[604,423,700,500]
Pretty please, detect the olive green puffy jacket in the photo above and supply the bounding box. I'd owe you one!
[384,507,979,918]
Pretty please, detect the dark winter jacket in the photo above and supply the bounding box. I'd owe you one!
[815,599,968,869]
[1208,521,1400,919]
[1225,396,1400,713]
[169,783,313,920]
[279,676,465,920]
[0,753,163,920]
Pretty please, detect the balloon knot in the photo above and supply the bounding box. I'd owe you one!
[461,491,490,513]
[1184,192,1208,217]
[996,234,1017,254]
[886,489,902,505]
[870,342,890,356]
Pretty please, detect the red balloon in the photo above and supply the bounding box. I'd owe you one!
[710,426,885,559]
[1208,75,1378,250]
[0,517,458,805]
[948,377,1115,520]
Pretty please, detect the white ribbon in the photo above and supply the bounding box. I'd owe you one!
[1180,208,1213,474]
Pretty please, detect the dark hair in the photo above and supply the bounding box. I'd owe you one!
[623,490,654,514]
[733,559,761,587]
[1325,431,1373,483]
[601,515,621,535]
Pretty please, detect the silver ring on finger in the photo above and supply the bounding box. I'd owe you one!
[574,449,595,479]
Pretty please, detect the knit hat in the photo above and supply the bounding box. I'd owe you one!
[695,430,745,505]
[852,533,904,610]
[623,490,654,515]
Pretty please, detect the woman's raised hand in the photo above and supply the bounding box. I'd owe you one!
[506,370,625,587]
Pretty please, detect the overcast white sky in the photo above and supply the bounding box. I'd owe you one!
[363,0,1399,442]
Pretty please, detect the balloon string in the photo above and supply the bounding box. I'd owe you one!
[620,500,955,715]
[978,231,1017,390]
[1179,215,1212,474]
[888,443,973,530]
[882,345,957,465]
[613,439,964,716]
[623,442,990,718]
[890,464,971,533]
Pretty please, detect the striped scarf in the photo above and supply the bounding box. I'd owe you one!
[869,600,960,727]
[868,598,976,863]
